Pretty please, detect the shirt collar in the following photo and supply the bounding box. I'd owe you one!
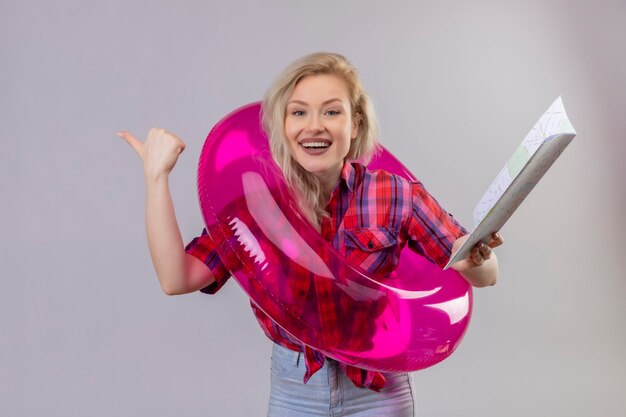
[340,160,360,193]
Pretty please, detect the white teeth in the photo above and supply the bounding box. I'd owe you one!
[301,142,330,148]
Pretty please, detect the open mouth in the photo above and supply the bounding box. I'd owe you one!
[299,138,332,151]
[301,141,331,149]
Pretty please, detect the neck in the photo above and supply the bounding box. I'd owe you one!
[314,164,342,204]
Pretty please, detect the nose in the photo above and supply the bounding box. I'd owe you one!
[305,113,324,133]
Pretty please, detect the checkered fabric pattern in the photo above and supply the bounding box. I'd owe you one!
[185,161,467,391]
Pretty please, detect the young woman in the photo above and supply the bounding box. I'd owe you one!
[119,52,503,416]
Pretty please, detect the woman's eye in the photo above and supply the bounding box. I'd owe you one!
[292,110,305,116]
[326,110,340,116]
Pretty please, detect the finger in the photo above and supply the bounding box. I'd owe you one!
[471,247,484,266]
[117,130,143,157]
[486,232,504,248]
[478,241,492,259]
[158,128,186,154]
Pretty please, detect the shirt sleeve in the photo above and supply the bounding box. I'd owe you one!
[184,227,231,294]
[406,181,469,268]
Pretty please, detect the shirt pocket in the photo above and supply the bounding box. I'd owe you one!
[343,226,399,276]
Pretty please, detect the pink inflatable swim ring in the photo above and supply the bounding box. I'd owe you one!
[197,102,472,372]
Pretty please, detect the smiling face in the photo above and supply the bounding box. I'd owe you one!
[284,74,359,192]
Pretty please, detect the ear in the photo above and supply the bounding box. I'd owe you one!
[351,113,361,140]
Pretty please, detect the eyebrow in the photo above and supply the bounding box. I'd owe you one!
[287,98,343,106]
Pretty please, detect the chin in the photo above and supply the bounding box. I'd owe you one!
[298,163,326,175]
[294,157,327,174]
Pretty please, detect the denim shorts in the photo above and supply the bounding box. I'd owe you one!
[267,343,416,417]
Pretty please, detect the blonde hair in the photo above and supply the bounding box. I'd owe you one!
[261,52,381,226]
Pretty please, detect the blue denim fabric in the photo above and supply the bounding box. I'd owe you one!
[267,343,416,417]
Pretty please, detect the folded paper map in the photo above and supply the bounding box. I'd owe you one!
[444,96,577,269]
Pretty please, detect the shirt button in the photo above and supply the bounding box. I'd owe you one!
[367,241,374,249]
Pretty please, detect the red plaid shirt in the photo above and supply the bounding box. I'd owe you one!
[185,161,467,391]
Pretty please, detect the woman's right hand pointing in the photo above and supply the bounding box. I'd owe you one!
[117,128,187,180]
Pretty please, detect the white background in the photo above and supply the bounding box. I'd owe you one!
[2,1,625,416]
